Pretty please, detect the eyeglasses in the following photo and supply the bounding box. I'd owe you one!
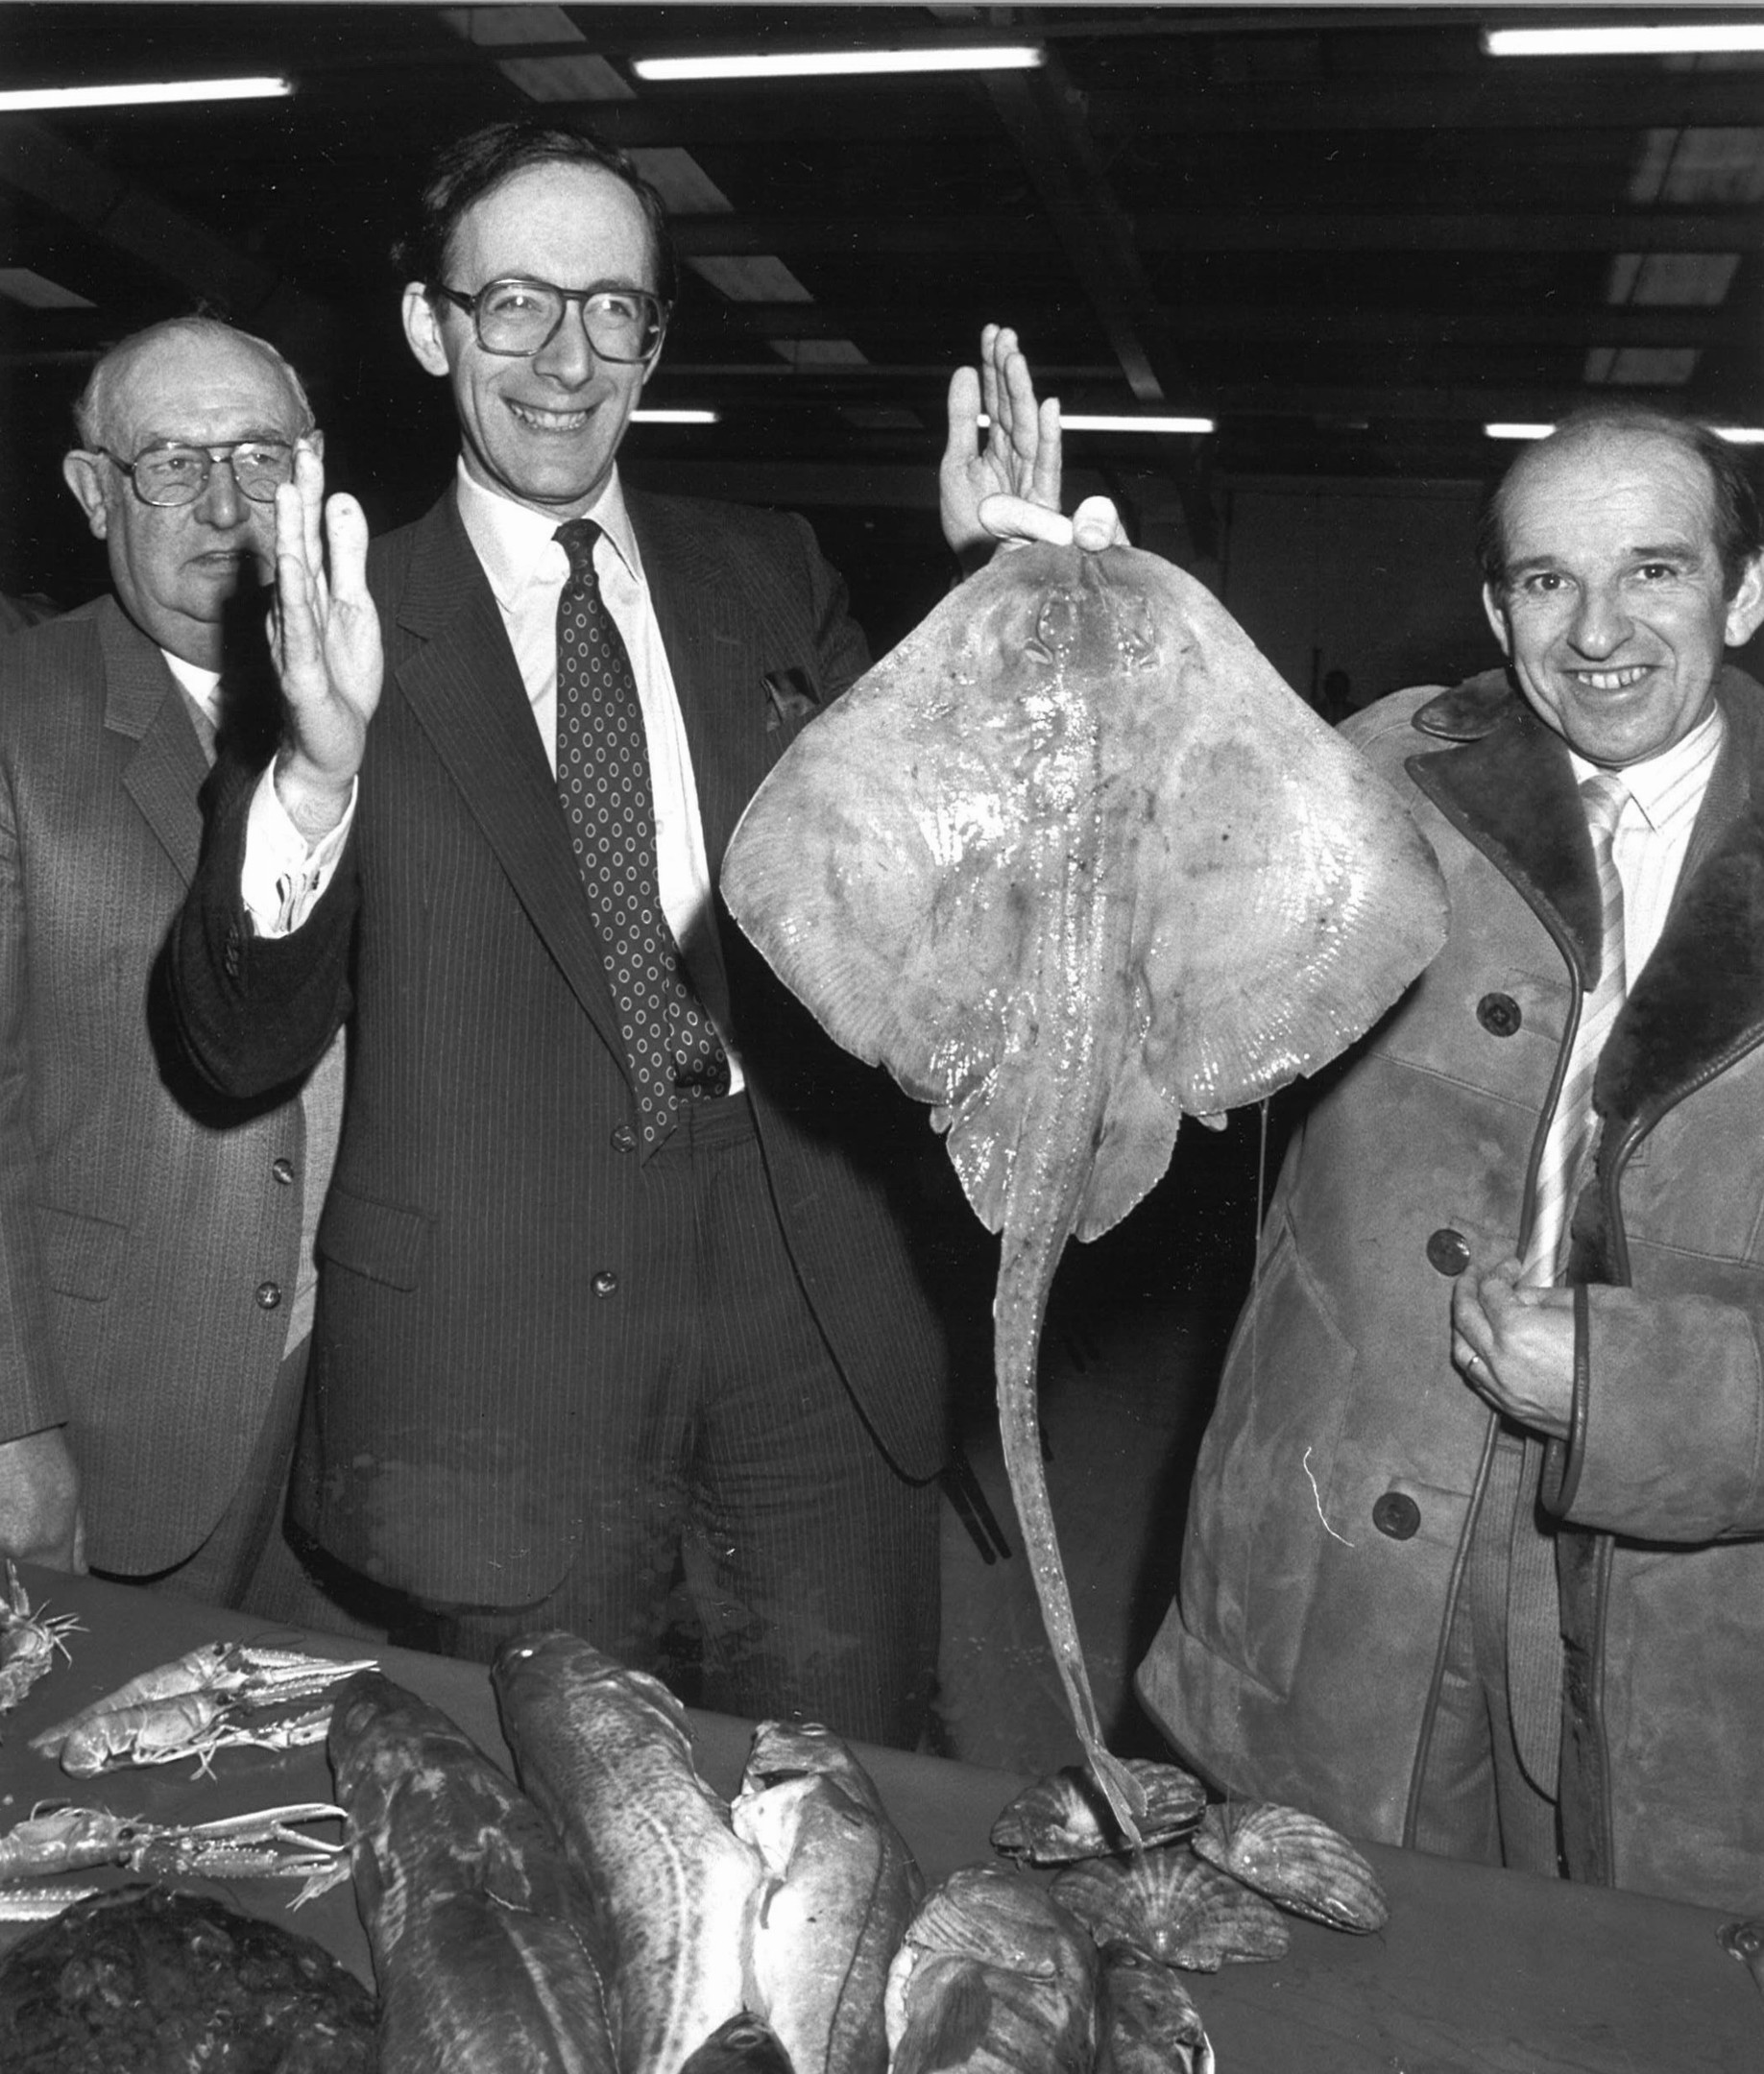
[432,278,669,363]
[98,440,297,508]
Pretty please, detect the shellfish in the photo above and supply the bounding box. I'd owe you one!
[1191,1799,1389,1934]
[1051,1844,1289,1971]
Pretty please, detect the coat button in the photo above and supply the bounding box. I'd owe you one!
[254,1281,283,1310]
[592,1270,618,1298]
[272,1157,295,1185]
[1426,1227,1471,1276]
[1477,992,1522,1037]
[611,1124,638,1154]
[1372,1491,1421,1540]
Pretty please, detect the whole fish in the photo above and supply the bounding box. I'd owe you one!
[882,1863,1098,2073]
[326,1668,616,2074]
[1094,1941,1216,2074]
[722,543,1448,1836]
[492,1630,766,2074]
[732,1720,924,2074]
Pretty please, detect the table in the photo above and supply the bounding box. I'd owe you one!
[0,1568,1757,2072]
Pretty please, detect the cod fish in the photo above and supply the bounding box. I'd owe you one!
[721,542,1449,1839]
[732,1720,925,2074]
[492,1630,767,2074]
[883,1863,1098,2074]
[326,1668,616,2074]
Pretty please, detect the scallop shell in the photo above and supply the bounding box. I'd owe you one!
[1051,1844,1289,1971]
[1192,1801,1389,1933]
[991,1759,1208,1864]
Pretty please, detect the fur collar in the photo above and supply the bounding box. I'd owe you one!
[1409,668,1764,1140]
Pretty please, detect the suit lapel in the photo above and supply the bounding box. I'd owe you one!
[390,496,626,1054]
[100,601,208,885]
[630,492,774,878]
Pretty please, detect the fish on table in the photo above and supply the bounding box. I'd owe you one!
[883,1862,1099,2074]
[327,1667,617,2074]
[722,541,1449,1839]
[732,1719,925,2074]
[492,1629,767,2074]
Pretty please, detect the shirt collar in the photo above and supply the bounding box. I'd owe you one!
[453,459,643,604]
[1569,702,1726,833]
[160,648,221,721]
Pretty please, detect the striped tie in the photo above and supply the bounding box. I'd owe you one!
[1521,770,1629,1285]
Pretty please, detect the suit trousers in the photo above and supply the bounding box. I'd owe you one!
[1410,1430,1562,1872]
[273,1094,941,1749]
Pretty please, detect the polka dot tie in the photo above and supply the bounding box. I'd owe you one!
[554,518,730,1154]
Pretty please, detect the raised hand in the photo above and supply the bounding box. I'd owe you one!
[941,324,1062,566]
[269,441,383,843]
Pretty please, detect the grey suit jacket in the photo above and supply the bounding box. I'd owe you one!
[0,597,312,1571]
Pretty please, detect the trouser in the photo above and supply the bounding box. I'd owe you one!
[1409,1430,1562,1874]
[268,1093,941,1750]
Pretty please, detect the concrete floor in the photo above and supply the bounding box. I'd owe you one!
[928,1107,1273,1776]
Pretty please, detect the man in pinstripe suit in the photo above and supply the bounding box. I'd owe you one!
[170,122,1070,1743]
[0,317,341,1605]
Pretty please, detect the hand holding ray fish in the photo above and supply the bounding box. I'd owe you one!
[721,538,1448,1842]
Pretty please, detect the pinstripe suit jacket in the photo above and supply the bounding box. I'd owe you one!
[171,489,954,1604]
[0,599,312,1572]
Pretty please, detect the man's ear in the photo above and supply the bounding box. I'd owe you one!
[61,451,110,541]
[401,283,450,377]
[1725,552,1764,649]
[1481,581,1513,659]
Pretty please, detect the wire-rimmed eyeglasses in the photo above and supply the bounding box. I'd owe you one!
[97,441,298,508]
[432,278,670,363]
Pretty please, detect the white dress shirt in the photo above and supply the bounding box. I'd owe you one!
[242,462,743,1086]
[1567,701,1726,981]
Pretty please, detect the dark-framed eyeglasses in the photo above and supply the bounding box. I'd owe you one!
[97,440,297,508]
[432,278,669,363]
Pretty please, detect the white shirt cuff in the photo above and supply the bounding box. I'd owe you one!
[243,765,357,937]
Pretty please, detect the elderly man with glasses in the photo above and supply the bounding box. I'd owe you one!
[167,120,1075,1743]
[0,315,343,1607]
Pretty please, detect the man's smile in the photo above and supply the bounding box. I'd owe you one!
[1564,664,1653,691]
[506,398,596,432]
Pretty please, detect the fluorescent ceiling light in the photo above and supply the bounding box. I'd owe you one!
[632,408,720,424]
[979,412,1215,435]
[0,76,292,113]
[1487,420,1764,444]
[632,46,1044,82]
[1484,24,1764,58]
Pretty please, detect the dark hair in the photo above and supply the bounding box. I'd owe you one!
[394,120,678,306]
[1478,403,1764,601]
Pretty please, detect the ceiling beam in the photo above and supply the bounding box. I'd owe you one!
[673,211,1764,256]
[0,119,339,354]
[983,55,1173,404]
[1086,75,1764,135]
[698,302,1731,350]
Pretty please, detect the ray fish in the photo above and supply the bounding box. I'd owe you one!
[721,542,1448,1841]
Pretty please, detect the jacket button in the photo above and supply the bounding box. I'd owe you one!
[592,1270,618,1298]
[272,1157,295,1185]
[1477,992,1522,1037]
[1426,1227,1471,1276]
[1372,1491,1421,1540]
[611,1124,638,1154]
[254,1281,283,1310]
